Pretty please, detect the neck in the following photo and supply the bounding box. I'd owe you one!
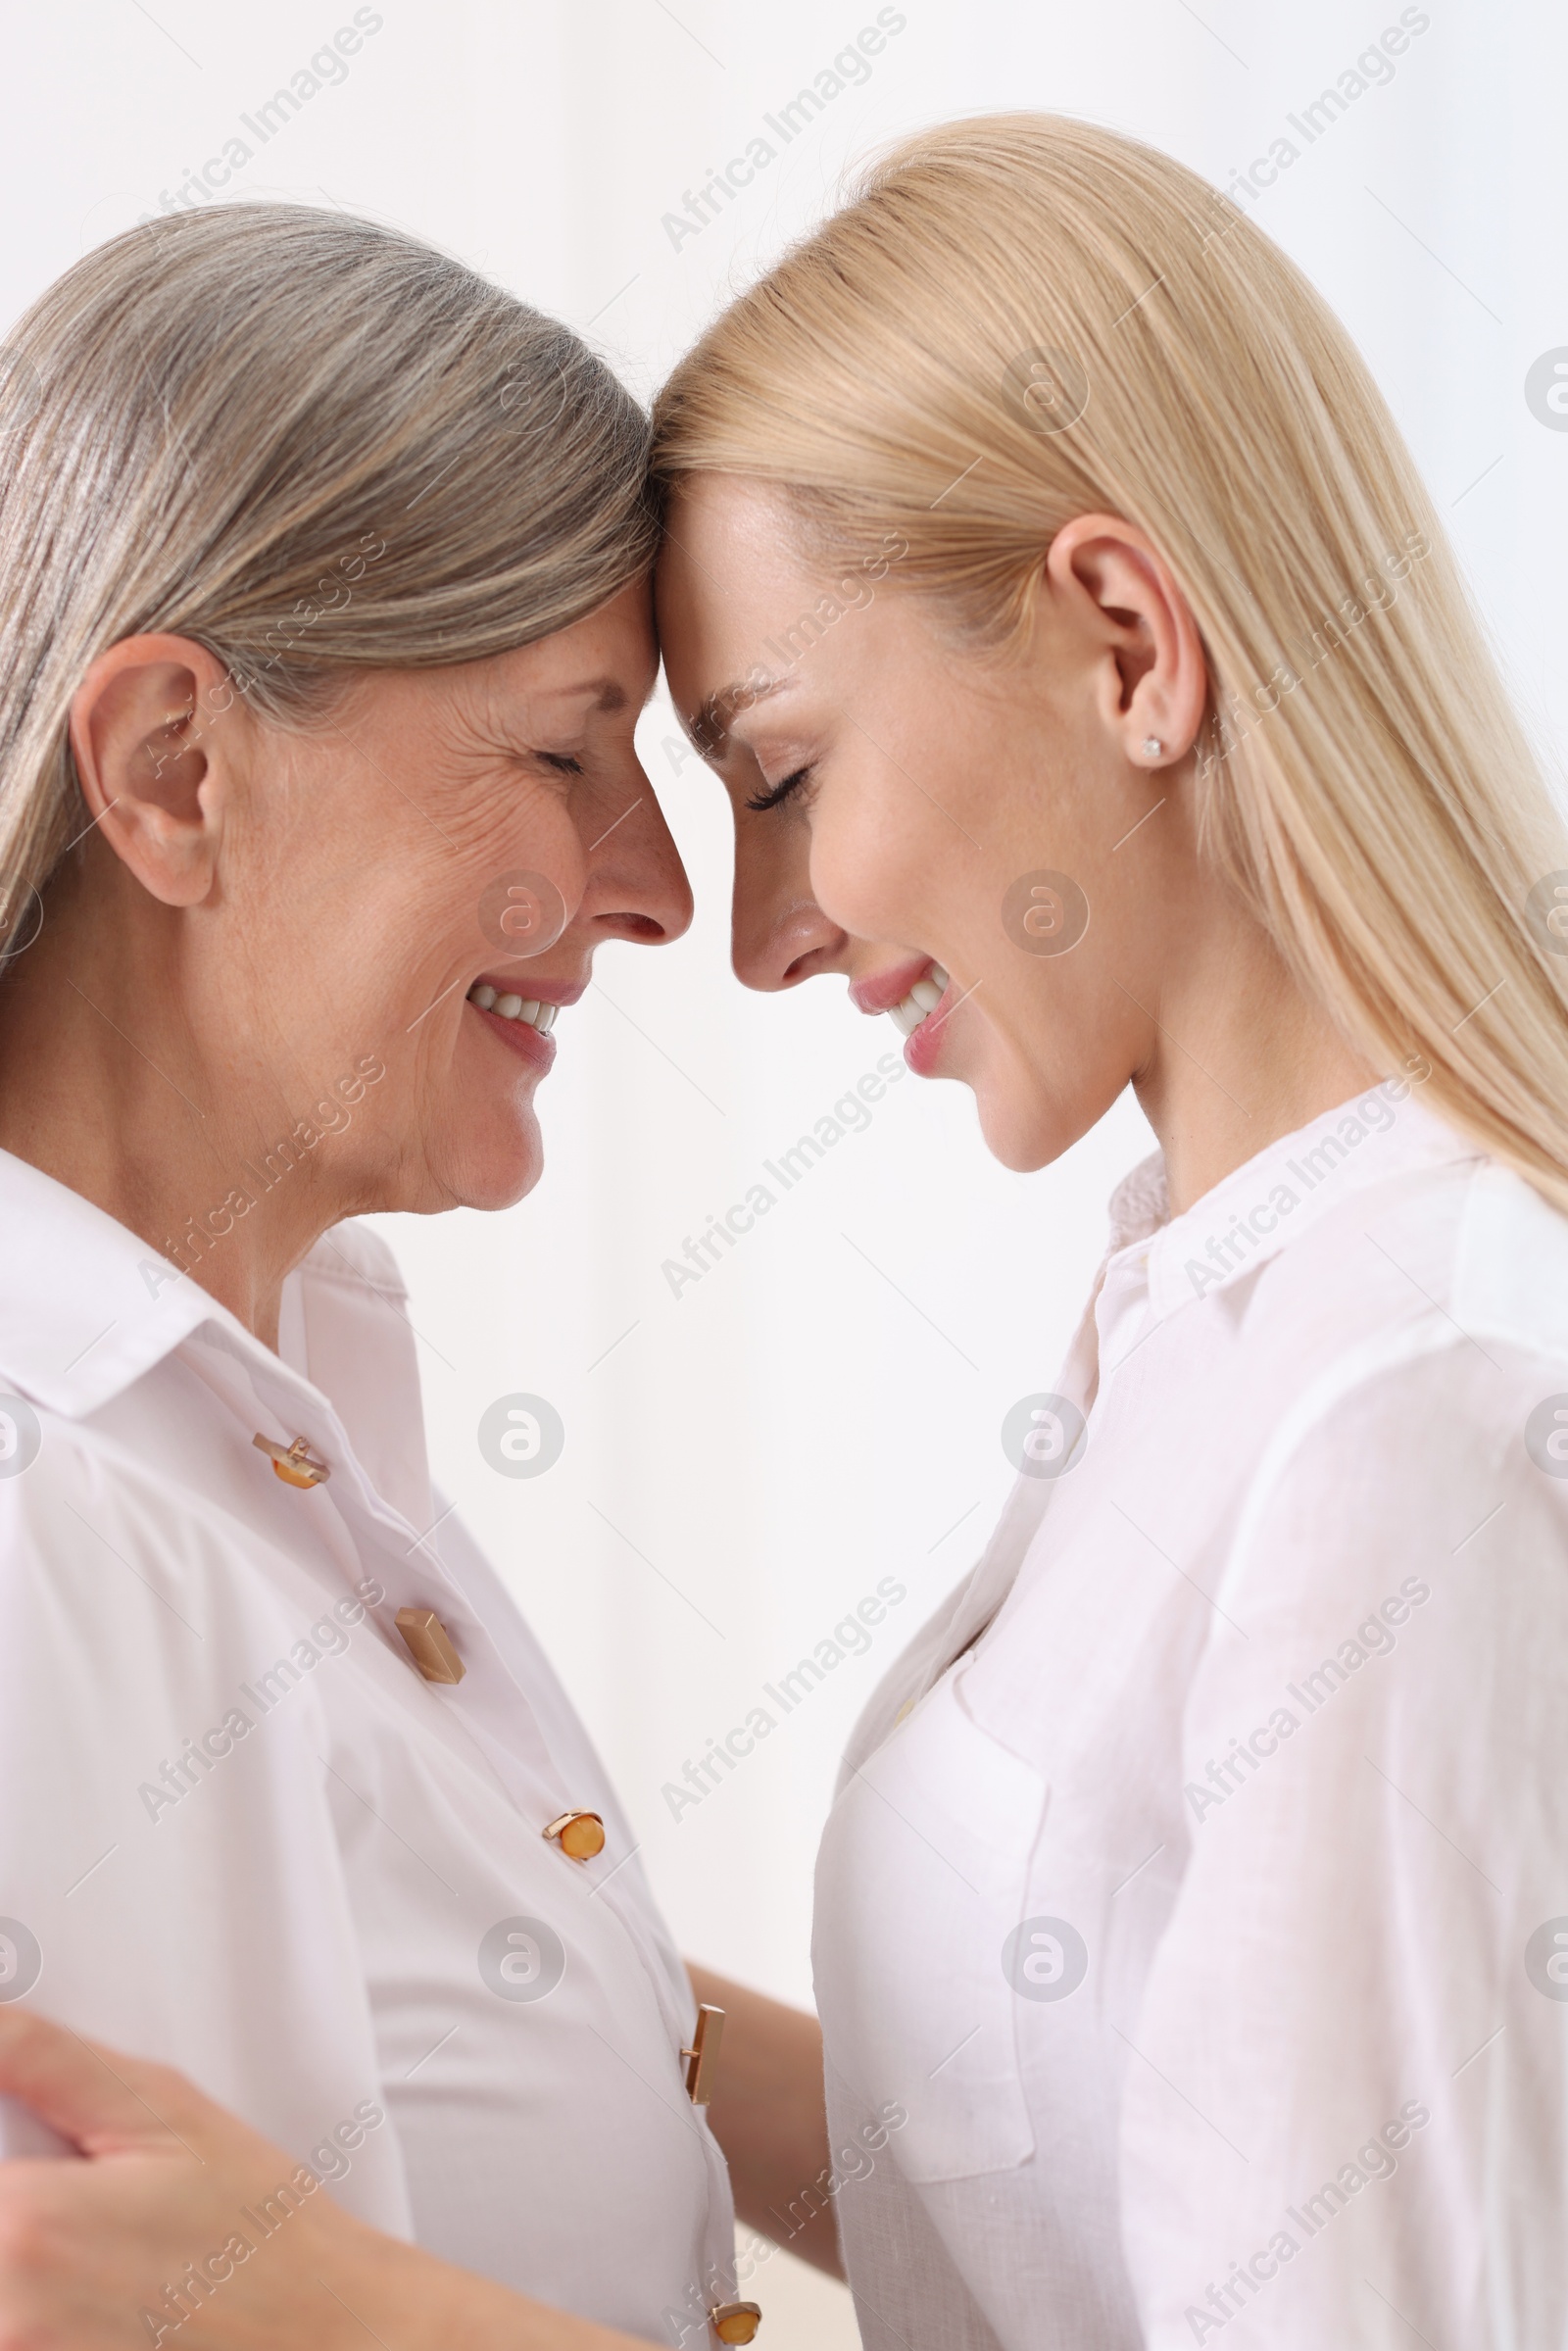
[1133,906,1379,1219]
[0,902,351,1352]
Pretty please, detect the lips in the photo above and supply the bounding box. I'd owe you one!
[465,976,577,1070]
[847,957,933,1019]
[846,957,960,1076]
[902,981,956,1078]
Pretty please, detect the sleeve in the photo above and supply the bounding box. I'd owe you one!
[0,1422,414,2234]
[1119,1339,1568,2350]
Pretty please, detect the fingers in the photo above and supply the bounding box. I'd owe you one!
[0,2011,201,2160]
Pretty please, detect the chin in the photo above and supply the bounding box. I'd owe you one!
[427,1109,547,1213]
[975,1103,1054,1173]
[971,1079,1081,1175]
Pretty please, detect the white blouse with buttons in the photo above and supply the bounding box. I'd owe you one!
[0,1149,735,2343]
[813,1082,1568,2351]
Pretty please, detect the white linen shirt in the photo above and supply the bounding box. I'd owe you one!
[813,1081,1568,2350]
[0,1149,735,2346]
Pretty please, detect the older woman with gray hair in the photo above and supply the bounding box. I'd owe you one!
[0,204,825,2348]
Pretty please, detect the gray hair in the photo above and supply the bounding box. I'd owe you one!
[0,202,656,948]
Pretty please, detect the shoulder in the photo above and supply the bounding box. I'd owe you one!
[1345,1157,1568,1448]
[1450,1160,1568,1367]
[0,1408,316,1760]
[0,1378,303,1640]
[1240,1152,1568,1445]
[1220,1304,1567,1638]
[1195,1149,1568,1614]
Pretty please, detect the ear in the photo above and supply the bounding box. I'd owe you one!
[67,635,240,907]
[1043,514,1209,770]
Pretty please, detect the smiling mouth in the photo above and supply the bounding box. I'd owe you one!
[885,964,950,1039]
[466,983,559,1033]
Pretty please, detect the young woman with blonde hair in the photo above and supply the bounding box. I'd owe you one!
[651,111,1568,2350]
[3,113,1566,2351]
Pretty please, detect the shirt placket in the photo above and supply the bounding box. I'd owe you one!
[197,1334,735,2235]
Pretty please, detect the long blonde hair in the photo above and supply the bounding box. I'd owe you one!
[0,203,655,953]
[651,114,1568,1208]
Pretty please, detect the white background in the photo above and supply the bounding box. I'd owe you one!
[4,4,1563,2340]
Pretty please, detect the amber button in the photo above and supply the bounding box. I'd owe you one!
[710,2304,762,2345]
[395,1607,466,1685]
[252,1433,329,1489]
[543,1809,605,1862]
[682,2003,725,2104]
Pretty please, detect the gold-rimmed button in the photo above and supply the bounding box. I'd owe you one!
[681,2003,725,2105]
[395,1607,466,1685]
[252,1433,330,1489]
[543,1809,605,1862]
[710,2303,762,2344]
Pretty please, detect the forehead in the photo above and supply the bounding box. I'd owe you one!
[659,479,817,632]
[540,574,658,684]
[468,579,660,717]
[656,477,823,720]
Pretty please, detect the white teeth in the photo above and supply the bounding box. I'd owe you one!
[468,981,560,1034]
[887,967,951,1038]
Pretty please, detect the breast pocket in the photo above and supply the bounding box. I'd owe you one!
[813,1666,1049,2183]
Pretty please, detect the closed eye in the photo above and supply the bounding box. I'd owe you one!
[535,751,584,776]
[746,762,813,814]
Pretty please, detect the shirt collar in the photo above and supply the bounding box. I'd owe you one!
[1105,1150,1169,1254]
[0,1147,355,1422]
[1112,1077,1481,1329]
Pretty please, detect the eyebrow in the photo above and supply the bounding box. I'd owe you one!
[537,673,659,721]
[692,672,792,759]
[565,678,630,713]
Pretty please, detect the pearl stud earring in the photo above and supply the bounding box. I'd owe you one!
[1142,736,1163,758]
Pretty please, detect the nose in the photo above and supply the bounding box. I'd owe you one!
[582,760,694,947]
[729,812,848,993]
